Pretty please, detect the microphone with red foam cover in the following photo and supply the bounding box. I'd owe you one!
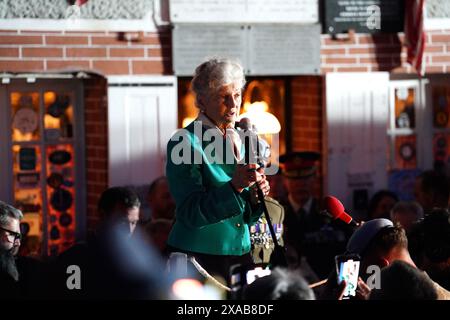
[323,195,358,227]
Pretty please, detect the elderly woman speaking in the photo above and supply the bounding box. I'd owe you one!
[166,58,270,281]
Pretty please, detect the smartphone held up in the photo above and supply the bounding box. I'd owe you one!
[335,254,361,299]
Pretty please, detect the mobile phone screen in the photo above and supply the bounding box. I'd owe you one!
[338,259,360,297]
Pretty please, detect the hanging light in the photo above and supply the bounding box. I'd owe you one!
[239,101,281,134]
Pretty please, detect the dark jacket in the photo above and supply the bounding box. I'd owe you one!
[282,198,353,278]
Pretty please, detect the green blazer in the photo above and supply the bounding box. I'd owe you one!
[166,117,263,256]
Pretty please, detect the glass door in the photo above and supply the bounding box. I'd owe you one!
[2,79,85,257]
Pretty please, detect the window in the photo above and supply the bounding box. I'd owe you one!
[0,79,85,257]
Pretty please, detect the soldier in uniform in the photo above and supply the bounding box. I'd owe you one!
[279,152,352,280]
[249,196,284,265]
[246,137,285,266]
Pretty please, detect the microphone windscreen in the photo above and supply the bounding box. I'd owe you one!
[324,195,353,224]
[324,196,345,218]
[237,117,252,130]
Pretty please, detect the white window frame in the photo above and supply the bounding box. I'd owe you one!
[425,18,450,30]
[388,80,427,170]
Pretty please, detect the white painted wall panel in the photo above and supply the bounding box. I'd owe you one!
[108,76,177,187]
[325,72,389,213]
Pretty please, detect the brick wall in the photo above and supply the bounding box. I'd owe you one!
[1,28,447,75]
[0,29,172,75]
[321,30,450,73]
[291,76,323,153]
[291,76,323,197]
[83,75,108,231]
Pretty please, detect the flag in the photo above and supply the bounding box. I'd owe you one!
[404,0,426,76]
[69,0,89,6]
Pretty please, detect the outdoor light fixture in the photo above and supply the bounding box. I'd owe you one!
[239,101,281,134]
[182,117,195,128]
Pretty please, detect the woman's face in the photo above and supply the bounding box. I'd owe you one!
[201,82,242,128]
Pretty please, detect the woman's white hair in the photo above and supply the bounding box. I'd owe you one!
[191,58,246,108]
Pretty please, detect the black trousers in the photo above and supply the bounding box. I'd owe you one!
[168,246,253,282]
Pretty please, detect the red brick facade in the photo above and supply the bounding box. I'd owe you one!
[3,29,448,75]
[291,76,323,197]
[0,29,172,75]
[321,30,450,73]
[83,76,108,230]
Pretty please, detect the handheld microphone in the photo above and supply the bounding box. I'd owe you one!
[237,118,288,267]
[235,118,252,131]
[323,196,358,227]
[235,118,264,167]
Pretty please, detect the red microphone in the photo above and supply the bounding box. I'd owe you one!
[323,196,358,227]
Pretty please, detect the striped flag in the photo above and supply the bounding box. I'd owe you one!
[404,0,426,76]
[69,0,89,5]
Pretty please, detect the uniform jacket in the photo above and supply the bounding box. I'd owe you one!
[249,196,285,264]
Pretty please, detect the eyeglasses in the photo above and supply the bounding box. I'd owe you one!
[0,226,22,242]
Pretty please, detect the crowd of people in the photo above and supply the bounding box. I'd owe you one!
[1,58,450,300]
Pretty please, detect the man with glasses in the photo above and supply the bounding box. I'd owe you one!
[0,201,23,297]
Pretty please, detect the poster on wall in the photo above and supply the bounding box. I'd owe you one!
[324,0,404,34]
[394,135,417,170]
[433,133,450,171]
[388,169,421,201]
[248,24,321,75]
[433,86,450,129]
[173,24,321,76]
[172,24,246,76]
[19,147,37,171]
